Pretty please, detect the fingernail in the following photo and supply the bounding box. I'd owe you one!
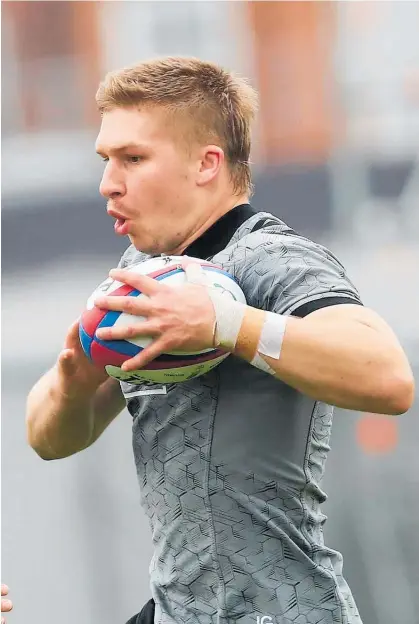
[2,599,12,609]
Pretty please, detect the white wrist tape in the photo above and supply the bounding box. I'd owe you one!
[183,260,287,373]
[207,289,246,350]
[250,311,287,375]
[183,260,246,350]
[251,353,276,375]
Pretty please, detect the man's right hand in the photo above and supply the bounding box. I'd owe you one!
[56,319,109,399]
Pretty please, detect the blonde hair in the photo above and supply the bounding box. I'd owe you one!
[96,56,258,195]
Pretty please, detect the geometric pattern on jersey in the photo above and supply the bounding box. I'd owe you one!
[118,210,363,623]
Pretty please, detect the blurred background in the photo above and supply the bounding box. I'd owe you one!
[1,2,418,623]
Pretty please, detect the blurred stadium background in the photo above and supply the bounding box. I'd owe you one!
[1,2,418,623]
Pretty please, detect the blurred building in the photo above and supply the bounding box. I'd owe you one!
[3,1,418,251]
[2,3,418,624]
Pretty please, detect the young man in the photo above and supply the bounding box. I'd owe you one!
[26,57,414,624]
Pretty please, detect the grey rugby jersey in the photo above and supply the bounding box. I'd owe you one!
[117,205,363,624]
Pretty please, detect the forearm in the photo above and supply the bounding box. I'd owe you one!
[232,305,414,414]
[26,367,95,460]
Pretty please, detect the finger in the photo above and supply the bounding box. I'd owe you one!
[109,269,165,296]
[182,261,211,286]
[121,338,169,371]
[94,295,153,316]
[0,586,8,597]
[96,321,161,341]
[1,598,13,612]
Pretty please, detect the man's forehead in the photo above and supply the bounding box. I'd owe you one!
[95,132,149,152]
[96,107,167,152]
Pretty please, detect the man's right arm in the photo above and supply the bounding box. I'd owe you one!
[26,368,125,460]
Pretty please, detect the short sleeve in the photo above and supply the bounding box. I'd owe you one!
[233,230,363,317]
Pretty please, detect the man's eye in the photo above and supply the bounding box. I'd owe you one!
[101,157,109,163]
[128,156,141,164]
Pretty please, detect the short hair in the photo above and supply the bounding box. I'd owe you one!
[96,56,259,196]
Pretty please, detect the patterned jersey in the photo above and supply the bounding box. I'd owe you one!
[117,205,364,624]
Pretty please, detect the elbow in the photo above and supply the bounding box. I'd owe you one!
[28,440,74,461]
[30,442,61,461]
[382,369,415,415]
[26,419,64,461]
[26,427,88,461]
[27,429,77,460]
[33,449,58,461]
[26,431,56,461]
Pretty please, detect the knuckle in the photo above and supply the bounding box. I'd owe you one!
[163,336,177,351]
[153,320,165,333]
[123,297,136,313]
[127,325,138,338]
[152,299,165,313]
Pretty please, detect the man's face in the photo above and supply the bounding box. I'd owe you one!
[96,106,201,254]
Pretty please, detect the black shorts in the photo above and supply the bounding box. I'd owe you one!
[125,598,155,624]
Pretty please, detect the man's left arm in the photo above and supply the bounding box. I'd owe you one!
[94,243,414,416]
[232,301,415,415]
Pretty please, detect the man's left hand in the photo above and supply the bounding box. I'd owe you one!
[94,263,217,371]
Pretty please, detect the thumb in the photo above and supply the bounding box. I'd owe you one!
[182,260,211,286]
[64,319,81,348]
[57,348,77,377]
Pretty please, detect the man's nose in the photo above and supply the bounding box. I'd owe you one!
[99,163,126,199]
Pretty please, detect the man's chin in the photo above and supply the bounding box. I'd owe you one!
[129,233,162,256]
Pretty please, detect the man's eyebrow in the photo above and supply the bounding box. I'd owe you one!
[95,142,146,155]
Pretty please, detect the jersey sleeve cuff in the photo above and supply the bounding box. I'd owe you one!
[289,296,363,318]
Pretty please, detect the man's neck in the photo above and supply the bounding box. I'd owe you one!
[167,195,249,256]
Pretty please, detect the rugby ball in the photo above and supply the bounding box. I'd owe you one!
[79,255,246,384]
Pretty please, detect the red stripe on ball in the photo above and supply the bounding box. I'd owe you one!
[81,284,135,337]
[109,284,136,297]
[90,340,131,368]
[145,261,219,280]
[81,307,107,338]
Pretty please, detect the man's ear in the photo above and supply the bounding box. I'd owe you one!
[196,145,224,186]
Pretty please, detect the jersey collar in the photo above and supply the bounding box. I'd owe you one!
[183,203,257,260]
